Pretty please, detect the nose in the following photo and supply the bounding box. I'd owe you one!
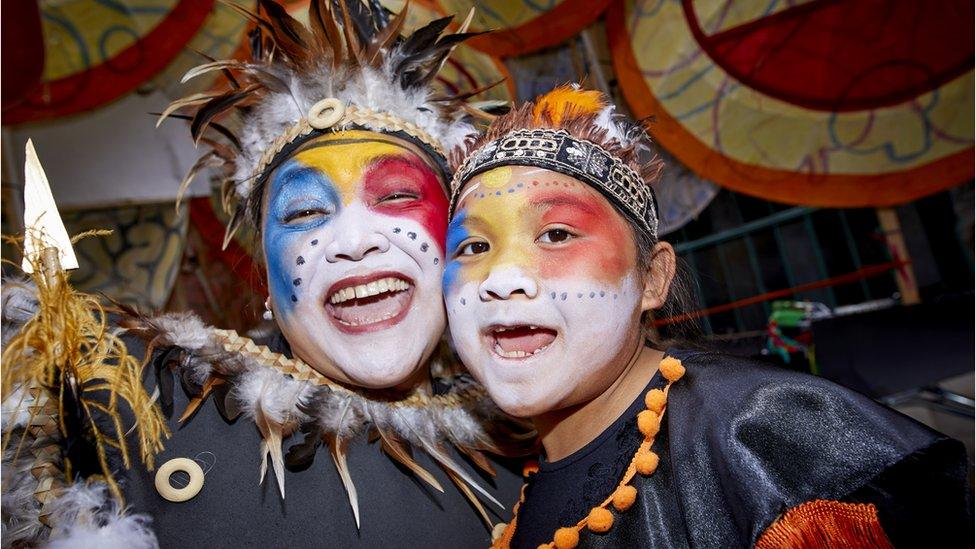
[323,205,390,262]
[479,265,539,301]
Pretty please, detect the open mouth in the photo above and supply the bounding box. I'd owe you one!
[324,272,414,334]
[486,324,558,359]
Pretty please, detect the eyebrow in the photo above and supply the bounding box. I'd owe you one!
[530,194,601,216]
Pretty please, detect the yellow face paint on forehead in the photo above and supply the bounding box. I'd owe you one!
[290,130,431,205]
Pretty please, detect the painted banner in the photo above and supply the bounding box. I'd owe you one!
[436,0,612,57]
[609,0,974,207]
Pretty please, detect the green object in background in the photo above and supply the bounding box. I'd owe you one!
[770,301,808,328]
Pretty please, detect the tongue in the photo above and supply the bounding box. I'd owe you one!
[330,290,410,326]
[495,327,557,353]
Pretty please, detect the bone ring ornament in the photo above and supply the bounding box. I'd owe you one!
[308,98,345,129]
[155,458,205,502]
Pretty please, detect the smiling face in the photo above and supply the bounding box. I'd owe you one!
[262,130,447,388]
[444,166,647,417]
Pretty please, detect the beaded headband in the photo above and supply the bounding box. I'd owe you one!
[450,128,659,238]
[251,97,448,186]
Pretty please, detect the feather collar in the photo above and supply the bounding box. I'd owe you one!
[122,311,535,529]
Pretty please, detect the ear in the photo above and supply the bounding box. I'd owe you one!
[640,241,676,312]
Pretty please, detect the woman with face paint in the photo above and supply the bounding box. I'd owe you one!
[445,86,970,549]
[106,2,533,547]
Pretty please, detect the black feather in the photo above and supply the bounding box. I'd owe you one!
[213,380,242,422]
[340,0,379,44]
[190,84,260,144]
[191,48,240,89]
[398,15,453,57]
[249,27,264,61]
[258,0,310,60]
[150,112,242,151]
[152,346,182,418]
[59,380,101,480]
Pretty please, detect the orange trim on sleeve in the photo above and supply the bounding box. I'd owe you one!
[755,500,893,549]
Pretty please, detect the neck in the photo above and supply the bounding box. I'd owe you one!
[534,338,663,462]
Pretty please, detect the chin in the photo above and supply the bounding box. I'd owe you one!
[484,382,560,418]
[344,307,444,388]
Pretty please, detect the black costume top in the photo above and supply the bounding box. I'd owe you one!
[116,332,524,549]
[512,349,971,548]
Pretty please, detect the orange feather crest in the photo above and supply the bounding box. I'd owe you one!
[532,85,606,125]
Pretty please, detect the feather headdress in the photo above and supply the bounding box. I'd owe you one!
[160,0,492,247]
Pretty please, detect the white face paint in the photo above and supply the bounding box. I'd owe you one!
[263,131,448,388]
[444,167,645,417]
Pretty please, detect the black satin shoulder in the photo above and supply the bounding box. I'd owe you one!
[582,349,970,548]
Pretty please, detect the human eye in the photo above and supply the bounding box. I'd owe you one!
[378,190,420,204]
[283,206,331,224]
[537,226,577,245]
[456,239,490,257]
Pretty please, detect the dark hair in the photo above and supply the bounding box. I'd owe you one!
[620,213,702,345]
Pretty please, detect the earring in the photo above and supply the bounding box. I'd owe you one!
[263,297,274,320]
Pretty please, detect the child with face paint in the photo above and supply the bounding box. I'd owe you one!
[107,3,533,547]
[445,87,970,549]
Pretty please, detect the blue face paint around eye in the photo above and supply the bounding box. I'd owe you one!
[442,210,468,295]
[264,159,341,315]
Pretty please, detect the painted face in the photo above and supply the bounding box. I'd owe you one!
[263,130,447,388]
[445,166,644,418]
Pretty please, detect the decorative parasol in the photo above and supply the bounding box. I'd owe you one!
[435,0,612,57]
[2,0,217,123]
[609,0,974,207]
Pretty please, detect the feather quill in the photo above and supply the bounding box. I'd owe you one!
[156,92,225,127]
[255,403,286,498]
[374,425,443,492]
[327,433,360,529]
[191,84,261,144]
[442,464,492,528]
[390,408,502,509]
[366,0,408,66]
[174,152,222,213]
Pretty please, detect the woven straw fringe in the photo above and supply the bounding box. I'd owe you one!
[26,384,64,525]
[251,104,446,186]
[212,329,333,388]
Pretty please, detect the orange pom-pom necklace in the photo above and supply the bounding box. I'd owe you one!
[491,356,685,549]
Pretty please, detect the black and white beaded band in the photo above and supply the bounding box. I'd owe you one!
[449,128,658,239]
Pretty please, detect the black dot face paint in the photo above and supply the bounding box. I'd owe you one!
[393,227,401,234]
[297,256,305,265]
[550,292,557,299]
[407,232,417,240]
[600,291,606,297]
[561,293,568,301]
[433,257,439,265]
[420,243,428,252]
[590,292,595,298]
[460,297,466,306]
[577,293,583,298]
[291,294,298,303]
[293,278,302,286]
[311,239,318,246]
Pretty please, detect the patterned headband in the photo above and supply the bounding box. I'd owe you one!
[449,128,659,238]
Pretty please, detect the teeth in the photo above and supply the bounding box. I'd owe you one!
[336,308,400,326]
[329,277,412,305]
[492,342,551,359]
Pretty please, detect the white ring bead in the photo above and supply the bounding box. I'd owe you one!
[308,97,345,129]
[155,457,205,503]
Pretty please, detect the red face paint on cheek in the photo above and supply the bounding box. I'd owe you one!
[532,189,635,283]
[362,156,448,252]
